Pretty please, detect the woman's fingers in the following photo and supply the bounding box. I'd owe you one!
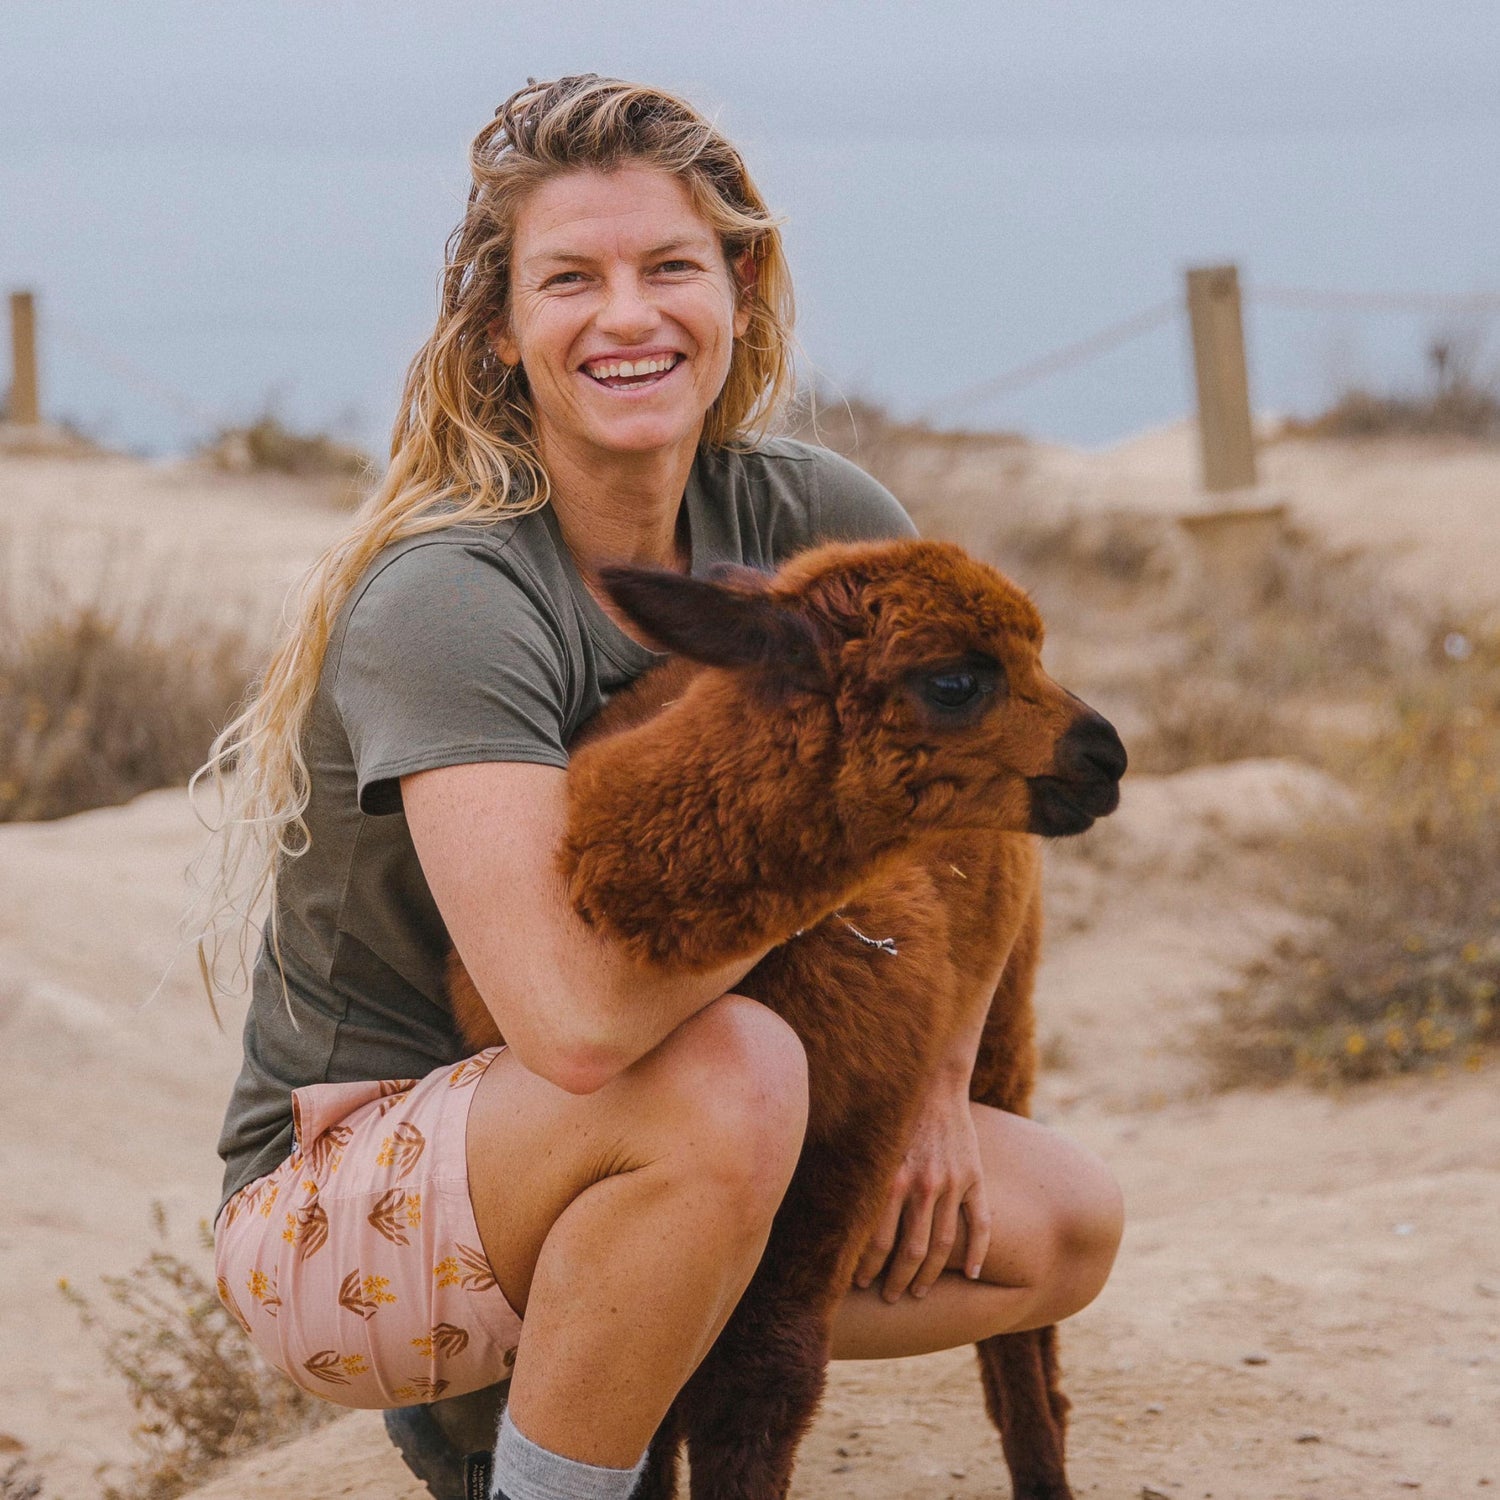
[853,1178,906,1290]
[961,1179,993,1281]
[908,1188,962,1299]
[880,1186,941,1303]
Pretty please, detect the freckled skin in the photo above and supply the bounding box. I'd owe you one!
[450,538,1125,1500]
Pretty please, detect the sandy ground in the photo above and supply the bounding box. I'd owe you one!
[1,436,1497,1498]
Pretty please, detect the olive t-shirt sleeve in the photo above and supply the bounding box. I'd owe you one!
[332,539,573,815]
[809,446,920,545]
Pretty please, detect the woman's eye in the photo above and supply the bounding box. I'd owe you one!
[924,672,979,708]
[655,259,697,274]
[542,271,586,289]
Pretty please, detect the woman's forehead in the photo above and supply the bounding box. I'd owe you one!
[514,166,719,267]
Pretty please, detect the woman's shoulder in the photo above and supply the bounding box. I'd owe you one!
[699,438,918,553]
[346,509,560,621]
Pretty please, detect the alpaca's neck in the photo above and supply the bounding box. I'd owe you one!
[562,676,893,970]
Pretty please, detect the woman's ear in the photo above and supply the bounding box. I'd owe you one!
[731,251,756,339]
[488,317,522,368]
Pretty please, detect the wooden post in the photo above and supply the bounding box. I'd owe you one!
[1186,265,1256,494]
[8,290,40,426]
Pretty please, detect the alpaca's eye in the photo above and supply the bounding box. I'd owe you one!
[926,671,979,707]
[914,658,1002,719]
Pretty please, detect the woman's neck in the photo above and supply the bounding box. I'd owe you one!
[541,429,697,582]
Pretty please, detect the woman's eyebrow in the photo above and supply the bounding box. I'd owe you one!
[524,236,714,271]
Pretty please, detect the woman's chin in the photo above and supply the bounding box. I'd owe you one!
[576,412,706,459]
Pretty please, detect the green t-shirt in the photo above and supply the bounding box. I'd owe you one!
[216,439,916,1212]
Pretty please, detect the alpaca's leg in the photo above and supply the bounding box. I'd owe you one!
[967,893,1076,1500]
[632,1406,683,1500]
[677,1303,829,1500]
[976,1326,1073,1500]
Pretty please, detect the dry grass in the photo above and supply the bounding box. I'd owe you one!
[1210,636,1500,1085]
[0,578,255,823]
[1130,525,1420,773]
[995,508,1178,588]
[785,391,1025,487]
[1281,336,1500,442]
[58,1205,334,1500]
[199,414,371,489]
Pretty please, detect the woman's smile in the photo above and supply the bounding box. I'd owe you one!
[577,348,686,393]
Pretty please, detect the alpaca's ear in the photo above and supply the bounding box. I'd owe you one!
[600,565,828,690]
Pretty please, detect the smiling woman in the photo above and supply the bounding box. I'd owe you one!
[197,74,1120,1500]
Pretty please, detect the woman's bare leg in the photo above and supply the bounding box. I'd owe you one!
[828,1105,1122,1361]
[465,993,808,1468]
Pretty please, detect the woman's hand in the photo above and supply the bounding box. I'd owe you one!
[853,1078,992,1302]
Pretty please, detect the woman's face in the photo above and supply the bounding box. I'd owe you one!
[494,164,751,464]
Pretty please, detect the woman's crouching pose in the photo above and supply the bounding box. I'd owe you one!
[207,75,1122,1500]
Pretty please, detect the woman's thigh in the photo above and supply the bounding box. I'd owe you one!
[214,1049,524,1409]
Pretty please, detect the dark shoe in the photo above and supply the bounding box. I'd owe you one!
[383,1383,507,1499]
[383,1403,467,1499]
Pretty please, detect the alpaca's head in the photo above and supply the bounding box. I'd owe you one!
[601,538,1126,842]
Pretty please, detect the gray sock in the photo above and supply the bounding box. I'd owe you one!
[491,1408,646,1500]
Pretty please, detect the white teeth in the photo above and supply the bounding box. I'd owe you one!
[586,354,678,380]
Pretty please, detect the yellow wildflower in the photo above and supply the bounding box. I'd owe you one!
[435,1256,460,1289]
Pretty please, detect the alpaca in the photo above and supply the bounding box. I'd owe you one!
[448,537,1126,1500]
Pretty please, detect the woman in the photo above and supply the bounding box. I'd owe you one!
[208,75,1122,1500]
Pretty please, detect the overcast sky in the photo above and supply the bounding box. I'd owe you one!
[4,1,1498,450]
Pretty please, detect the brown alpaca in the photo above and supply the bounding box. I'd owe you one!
[448,538,1126,1500]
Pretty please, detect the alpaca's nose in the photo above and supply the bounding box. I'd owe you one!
[1057,709,1128,782]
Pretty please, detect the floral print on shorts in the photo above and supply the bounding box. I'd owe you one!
[214,1047,522,1408]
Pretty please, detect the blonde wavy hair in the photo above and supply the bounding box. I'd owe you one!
[193,75,796,1000]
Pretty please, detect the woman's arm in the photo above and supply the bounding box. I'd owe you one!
[403,759,765,1094]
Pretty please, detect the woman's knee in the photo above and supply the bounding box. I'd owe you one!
[644,994,809,1213]
[1042,1148,1124,1321]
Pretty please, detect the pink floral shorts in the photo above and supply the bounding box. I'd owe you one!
[213,1048,523,1408]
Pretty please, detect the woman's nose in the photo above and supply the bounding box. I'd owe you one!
[595,272,658,341]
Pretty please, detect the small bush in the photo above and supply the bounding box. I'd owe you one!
[201,414,370,482]
[0,598,254,822]
[59,1204,334,1500]
[1210,639,1500,1085]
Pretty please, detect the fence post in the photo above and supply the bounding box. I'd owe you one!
[1185,265,1256,494]
[8,290,40,426]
